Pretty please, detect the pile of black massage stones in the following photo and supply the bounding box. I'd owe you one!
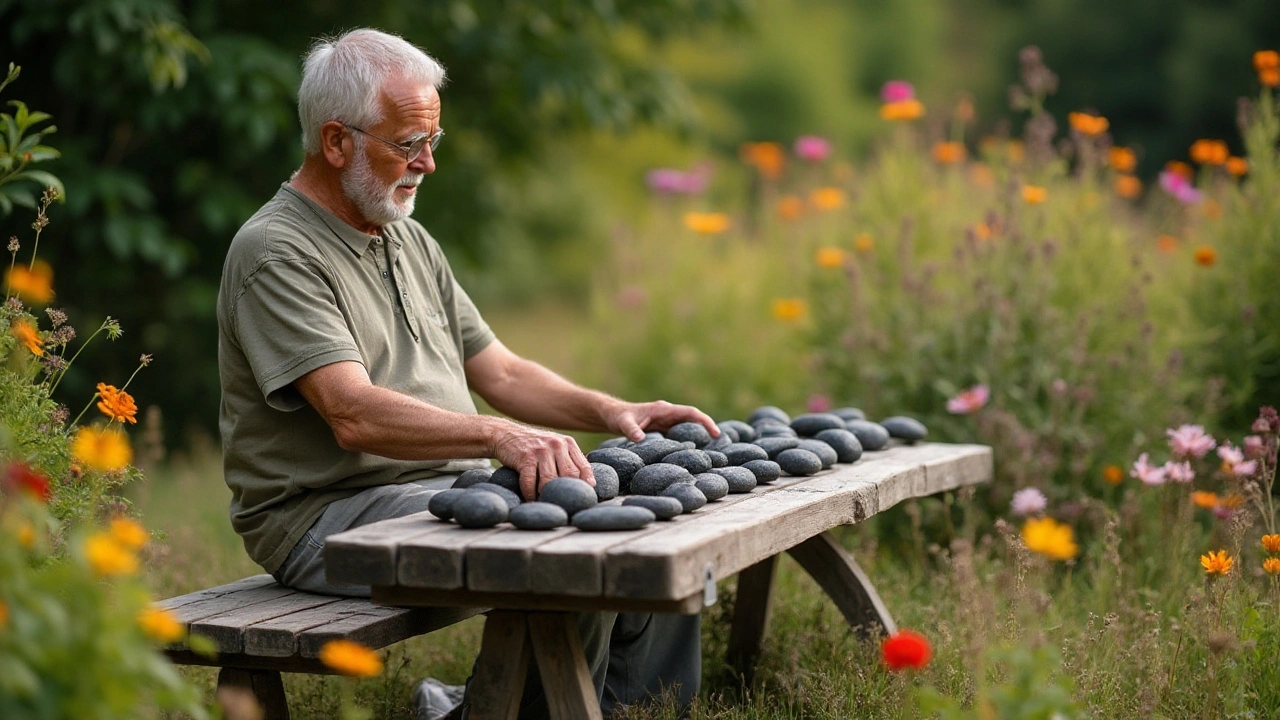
[428,406,928,532]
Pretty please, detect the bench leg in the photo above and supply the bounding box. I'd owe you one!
[217,667,290,720]
[468,611,531,720]
[470,611,602,720]
[787,531,897,637]
[528,612,603,720]
[726,554,777,680]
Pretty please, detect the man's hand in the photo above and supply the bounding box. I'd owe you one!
[491,423,595,501]
[606,400,720,444]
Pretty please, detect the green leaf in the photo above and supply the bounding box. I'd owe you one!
[16,170,65,195]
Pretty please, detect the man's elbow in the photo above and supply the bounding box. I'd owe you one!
[330,416,369,453]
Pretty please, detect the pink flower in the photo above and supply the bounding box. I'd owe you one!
[1131,453,1166,486]
[806,394,832,413]
[1162,460,1195,484]
[1243,435,1264,458]
[794,135,832,162]
[645,163,711,195]
[880,80,916,103]
[1010,487,1048,517]
[1167,425,1216,458]
[1217,443,1244,466]
[1232,460,1258,477]
[1158,171,1201,205]
[617,286,648,310]
[946,384,990,415]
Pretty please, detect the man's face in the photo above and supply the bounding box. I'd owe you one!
[341,81,441,229]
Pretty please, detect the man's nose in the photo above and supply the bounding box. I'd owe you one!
[409,147,435,175]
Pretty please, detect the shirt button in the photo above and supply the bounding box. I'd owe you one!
[402,291,408,296]
[382,271,388,277]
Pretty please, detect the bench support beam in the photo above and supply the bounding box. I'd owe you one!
[786,531,896,638]
[217,667,290,720]
[726,555,777,681]
[469,610,602,720]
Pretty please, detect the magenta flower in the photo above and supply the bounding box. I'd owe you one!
[645,163,711,195]
[880,80,916,104]
[946,384,990,415]
[1010,487,1048,517]
[794,135,832,162]
[1158,171,1202,205]
[1162,460,1195,484]
[1243,435,1264,458]
[1167,425,1215,458]
[1131,453,1166,486]
[1217,443,1244,465]
[806,394,833,413]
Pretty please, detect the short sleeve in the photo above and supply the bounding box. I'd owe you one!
[453,278,495,359]
[230,258,363,411]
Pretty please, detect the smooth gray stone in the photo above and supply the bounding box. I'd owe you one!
[880,416,928,443]
[705,450,728,468]
[453,468,495,489]
[467,483,522,510]
[754,436,800,459]
[710,466,757,493]
[629,438,688,464]
[741,459,782,484]
[797,438,838,469]
[589,463,620,501]
[644,431,665,441]
[723,420,757,443]
[748,406,790,425]
[723,443,769,466]
[831,407,866,422]
[428,489,467,520]
[790,413,846,436]
[452,492,509,528]
[662,482,707,513]
[755,423,798,439]
[667,422,712,448]
[486,466,522,494]
[537,477,598,517]
[715,422,741,443]
[586,448,645,491]
[776,449,823,476]
[508,502,569,530]
[622,496,684,520]
[597,436,630,449]
[661,449,713,474]
[845,419,891,451]
[631,463,694,496]
[704,433,732,452]
[692,473,729,501]
[815,428,863,463]
[572,506,655,531]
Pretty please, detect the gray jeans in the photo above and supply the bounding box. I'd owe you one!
[272,478,701,716]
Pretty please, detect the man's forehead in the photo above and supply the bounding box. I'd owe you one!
[379,79,440,115]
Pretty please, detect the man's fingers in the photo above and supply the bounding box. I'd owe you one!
[618,416,646,442]
[568,441,595,486]
[518,466,538,502]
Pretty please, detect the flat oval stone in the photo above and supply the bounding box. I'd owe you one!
[704,433,732,452]
[831,407,866,422]
[662,482,707,513]
[589,463,620,501]
[467,483,522,510]
[776,449,823,476]
[486,466,522,494]
[715,422,740,443]
[629,438,688,464]
[661,449,712,474]
[790,413,846,436]
[754,436,800,459]
[748,406,791,425]
[797,439,838,469]
[815,428,863,463]
[643,431,665,441]
[428,488,467,520]
[845,419,891,451]
[723,443,769,466]
[596,436,630,449]
[705,450,728,468]
[692,473,729,501]
[881,416,928,443]
[453,468,495,489]
[586,448,645,491]
[508,502,569,530]
[751,418,792,434]
[667,422,712,447]
[538,477,598,517]
[622,495,684,520]
[710,466,757,493]
[451,491,509,528]
[630,463,694,496]
[740,459,781,484]
[572,505,655,531]
[723,420,757,443]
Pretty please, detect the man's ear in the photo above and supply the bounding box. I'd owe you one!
[318,121,350,169]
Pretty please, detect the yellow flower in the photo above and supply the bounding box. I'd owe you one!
[1261,534,1280,554]
[138,606,185,643]
[854,233,874,253]
[1190,491,1219,509]
[1225,157,1248,177]
[740,142,785,179]
[879,99,925,121]
[5,261,54,304]
[72,426,134,472]
[1102,465,1124,485]
[1020,517,1079,561]
[1200,549,1233,577]
[771,298,808,323]
[110,517,149,550]
[319,639,384,677]
[809,187,845,211]
[682,212,731,235]
[1189,139,1229,166]
[85,532,139,577]
[815,247,846,269]
[1068,112,1109,136]
[1108,147,1137,173]
[776,195,805,221]
[1193,245,1217,267]
[1021,185,1047,205]
[1114,175,1142,199]
[1265,558,1280,575]
[931,141,966,165]
[10,319,44,357]
[17,522,36,549]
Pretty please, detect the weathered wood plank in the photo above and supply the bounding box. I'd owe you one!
[157,575,278,611]
[726,555,776,680]
[396,526,509,589]
[469,612,531,720]
[240,598,480,657]
[296,605,483,659]
[373,585,702,615]
[528,612,603,720]
[465,526,578,593]
[324,512,454,586]
[787,531,896,637]
[167,584,298,627]
[166,648,335,674]
[192,592,345,654]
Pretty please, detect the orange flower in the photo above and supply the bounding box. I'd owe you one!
[85,532,138,577]
[1114,175,1142,199]
[110,517,149,550]
[319,639,384,677]
[771,297,808,323]
[17,523,36,548]
[9,319,44,357]
[138,606,185,643]
[1190,491,1219,509]
[1261,534,1280,554]
[969,163,994,188]
[1189,139,1229,166]
[1193,245,1217,267]
[1006,141,1025,164]
[1102,465,1124,485]
[1201,199,1222,219]
[1255,50,1280,72]
[854,233,874,253]
[1068,112,1109,136]
[72,426,134,471]
[1225,157,1248,177]
[1164,160,1194,180]
[815,247,846,269]
[740,142,785,179]
[5,260,54,304]
[683,212,731,235]
[96,383,139,424]
[1108,147,1137,173]
[0,600,7,630]
[1261,68,1280,88]
[1156,235,1179,254]
[879,99,925,121]
[776,195,805,221]
[932,141,966,165]
[1265,557,1280,575]
[809,187,845,211]
[1200,549,1233,577]
[1021,185,1047,205]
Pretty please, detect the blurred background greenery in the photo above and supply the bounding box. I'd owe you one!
[0,0,1275,446]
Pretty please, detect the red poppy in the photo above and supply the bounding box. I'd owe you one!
[882,630,932,671]
[4,462,51,503]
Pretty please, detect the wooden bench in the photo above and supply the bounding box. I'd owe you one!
[160,574,481,719]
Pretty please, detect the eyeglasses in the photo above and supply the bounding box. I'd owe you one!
[344,123,443,163]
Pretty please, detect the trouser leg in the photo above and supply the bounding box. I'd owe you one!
[602,612,702,715]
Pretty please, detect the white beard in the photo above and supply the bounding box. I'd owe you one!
[341,143,422,227]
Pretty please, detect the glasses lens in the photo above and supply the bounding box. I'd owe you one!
[407,132,442,162]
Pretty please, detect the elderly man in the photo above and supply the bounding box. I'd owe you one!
[217,27,714,718]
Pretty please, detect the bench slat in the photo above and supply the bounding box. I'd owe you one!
[191,591,347,654]
[167,584,298,626]
[324,512,455,586]
[158,575,278,611]
[297,605,483,658]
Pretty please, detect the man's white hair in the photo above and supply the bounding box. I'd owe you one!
[298,28,446,156]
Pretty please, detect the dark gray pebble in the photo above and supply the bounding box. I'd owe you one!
[723,420,757,443]
[631,463,694,496]
[704,433,732,452]
[710,466,757,493]
[537,477,598,517]
[467,483,522,510]
[453,468,495,489]
[845,419,891,451]
[590,463,620,500]
[815,428,863,463]
[796,439,838,469]
[754,436,800,459]
[451,491,509,528]
[662,482,707,513]
[586,448,645,491]
[597,436,630,449]
[748,406,791,425]
[831,407,866,421]
[723,443,769,465]
[428,489,466,520]
[486,466,522,494]
[715,422,740,443]
[572,506,655,531]
[756,425,798,439]
[667,422,712,448]
[740,459,781,484]
[662,449,713,474]
[776,449,823,476]
[880,416,928,443]
[629,438,688,464]
[705,450,728,468]
[693,473,730,501]
[508,502,568,530]
[622,496,684,520]
[790,413,847,436]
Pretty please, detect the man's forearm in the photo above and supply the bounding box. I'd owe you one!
[478,356,623,434]
[330,381,513,460]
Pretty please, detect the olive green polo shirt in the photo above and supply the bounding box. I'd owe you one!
[217,185,495,573]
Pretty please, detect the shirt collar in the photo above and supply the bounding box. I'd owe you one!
[279,184,389,257]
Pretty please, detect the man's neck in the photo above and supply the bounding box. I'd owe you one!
[289,160,380,236]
